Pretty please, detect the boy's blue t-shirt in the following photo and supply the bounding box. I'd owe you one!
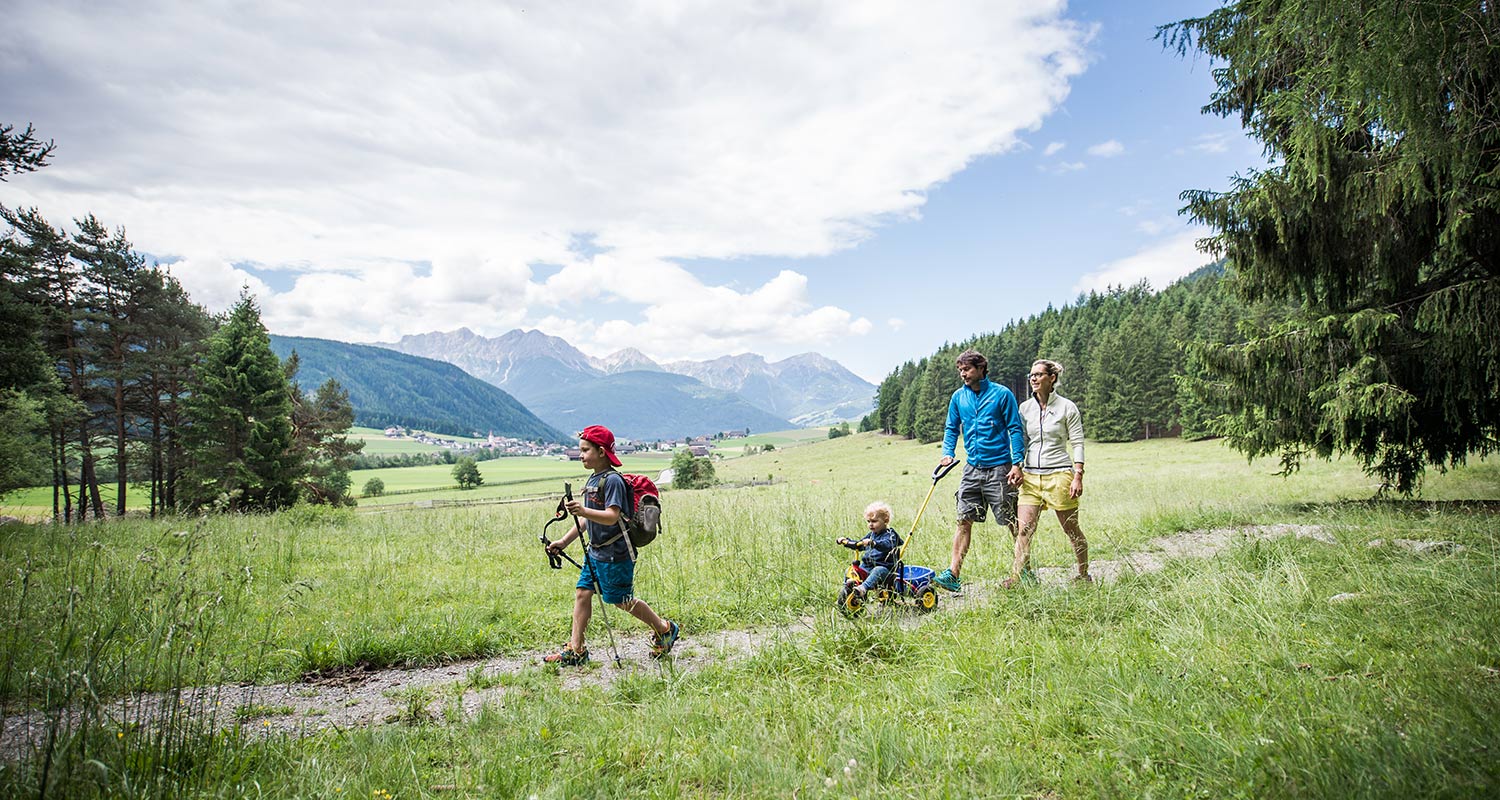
[860,527,903,569]
[583,471,633,563]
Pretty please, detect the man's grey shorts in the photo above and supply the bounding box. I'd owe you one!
[955,462,1017,525]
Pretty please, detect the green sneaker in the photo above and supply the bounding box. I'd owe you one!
[933,569,962,592]
[543,646,589,666]
[650,620,680,659]
[1020,568,1040,587]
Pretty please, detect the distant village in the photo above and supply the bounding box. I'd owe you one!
[381,426,747,460]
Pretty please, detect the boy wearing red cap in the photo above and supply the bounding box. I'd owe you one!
[544,424,679,665]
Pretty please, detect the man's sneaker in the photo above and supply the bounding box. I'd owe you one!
[933,569,962,592]
[543,646,589,666]
[1020,569,1040,587]
[650,620,680,659]
[1072,572,1094,585]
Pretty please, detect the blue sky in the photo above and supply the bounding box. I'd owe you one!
[1,1,1265,383]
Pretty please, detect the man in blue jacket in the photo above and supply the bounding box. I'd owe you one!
[934,349,1024,592]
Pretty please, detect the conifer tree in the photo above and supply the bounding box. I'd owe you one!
[1162,0,1499,493]
[912,355,954,444]
[1084,328,1136,442]
[180,292,298,511]
[286,352,363,506]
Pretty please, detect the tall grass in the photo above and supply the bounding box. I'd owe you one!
[1,434,1496,797]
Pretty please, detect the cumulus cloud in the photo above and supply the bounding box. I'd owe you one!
[1087,139,1125,157]
[1073,231,1215,294]
[168,256,272,313]
[2,1,1090,359]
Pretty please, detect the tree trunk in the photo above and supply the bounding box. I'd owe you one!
[114,374,127,516]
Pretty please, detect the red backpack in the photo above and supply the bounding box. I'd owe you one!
[597,470,662,554]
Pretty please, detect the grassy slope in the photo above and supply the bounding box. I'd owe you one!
[2,433,1497,797]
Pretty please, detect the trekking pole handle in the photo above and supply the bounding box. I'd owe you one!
[933,460,959,482]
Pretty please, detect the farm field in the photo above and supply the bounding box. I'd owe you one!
[0,429,824,518]
[352,452,676,506]
[710,427,832,458]
[2,433,1497,797]
[347,426,484,455]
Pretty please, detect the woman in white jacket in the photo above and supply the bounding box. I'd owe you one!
[1003,359,1090,587]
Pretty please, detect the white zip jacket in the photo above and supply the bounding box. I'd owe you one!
[1018,393,1085,474]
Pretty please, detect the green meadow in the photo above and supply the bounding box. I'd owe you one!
[347,426,482,456]
[2,433,1497,798]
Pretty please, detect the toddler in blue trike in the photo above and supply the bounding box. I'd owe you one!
[836,500,938,617]
[833,462,957,617]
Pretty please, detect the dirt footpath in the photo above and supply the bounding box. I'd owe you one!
[8,522,1443,758]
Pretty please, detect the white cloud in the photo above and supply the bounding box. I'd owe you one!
[1073,231,1214,294]
[1043,141,1066,156]
[1191,133,1231,153]
[1135,218,1172,236]
[1086,139,1124,157]
[1041,161,1087,174]
[2,1,1090,358]
[167,256,272,313]
[887,317,906,331]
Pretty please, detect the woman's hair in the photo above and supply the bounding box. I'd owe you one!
[864,501,892,522]
[955,349,988,375]
[1032,359,1064,383]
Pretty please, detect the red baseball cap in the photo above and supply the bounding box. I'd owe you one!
[579,425,622,467]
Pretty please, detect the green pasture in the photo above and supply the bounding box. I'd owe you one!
[2,433,1497,797]
[347,426,477,456]
[711,427,831,458]
[353,452,674,506]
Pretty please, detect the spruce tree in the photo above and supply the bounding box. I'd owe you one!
[286,352,363,506]
[1085,328,1137,442]
[180,292,299,511]
[912,356,954,444]
[1162,0,1499,493]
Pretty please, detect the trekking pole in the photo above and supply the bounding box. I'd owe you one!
[539,495,584,571]
[565,483,624,668]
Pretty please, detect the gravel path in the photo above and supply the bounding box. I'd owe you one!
[2,523,1355,757]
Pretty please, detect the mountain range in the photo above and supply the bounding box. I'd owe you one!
[268,335,565,442]
[375,328,876,438]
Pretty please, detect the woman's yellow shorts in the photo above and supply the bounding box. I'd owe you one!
[1019,471,1079,511]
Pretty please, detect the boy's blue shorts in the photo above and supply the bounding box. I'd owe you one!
[577,557,635,604]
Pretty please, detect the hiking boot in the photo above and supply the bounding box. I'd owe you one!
[933,569,962,593]
[1072,572,1094,585]
[543,646,589,666]
[650,620,680,659]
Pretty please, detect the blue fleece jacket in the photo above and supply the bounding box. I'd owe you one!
[941,378,1024,469]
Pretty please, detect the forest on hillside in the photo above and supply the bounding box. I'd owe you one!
[868,263,1281,445]
[267,335,564,443]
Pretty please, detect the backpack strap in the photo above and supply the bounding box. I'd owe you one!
[590,470,638,561]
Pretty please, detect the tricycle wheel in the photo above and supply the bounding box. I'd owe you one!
[837,584,865,618]
[917,587,938,613]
